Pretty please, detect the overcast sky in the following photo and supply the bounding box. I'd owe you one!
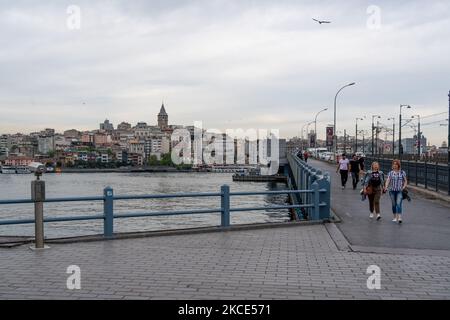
[0,0,449,145]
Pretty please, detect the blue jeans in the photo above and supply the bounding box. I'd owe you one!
[389,191,403,214]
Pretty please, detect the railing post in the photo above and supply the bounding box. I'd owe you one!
[415,158,418,186]
[31,179,46,249]
[448,162,450,196]
[435,162,439,192]
[221,185,230,228]
[424,158,428,189]
[317,174,331,220]
[103,187,114,238]
[312,182,320,220]
[406,160,410,181]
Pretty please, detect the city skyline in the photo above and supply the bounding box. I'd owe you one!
[0,1,449,145]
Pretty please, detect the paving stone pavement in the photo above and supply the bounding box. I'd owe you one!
[1,224,450,300]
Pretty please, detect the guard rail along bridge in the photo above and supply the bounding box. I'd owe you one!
[364,154,450,196]
[0,153,331,248]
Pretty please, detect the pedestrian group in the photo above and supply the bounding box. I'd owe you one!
[337,154,409,223]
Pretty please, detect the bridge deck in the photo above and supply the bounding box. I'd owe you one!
[1,223,450,299]
[309,159,450,251]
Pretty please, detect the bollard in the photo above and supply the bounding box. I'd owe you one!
[31,179,46,249]
[221,185,230,228]
[103,187,114,238]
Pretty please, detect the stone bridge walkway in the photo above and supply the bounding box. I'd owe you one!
[1,223,449,300]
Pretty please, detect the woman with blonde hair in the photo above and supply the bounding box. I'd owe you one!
[363,161,385,220]
[384,159,408,223]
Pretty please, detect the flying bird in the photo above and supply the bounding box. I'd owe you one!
[312,18,331,24]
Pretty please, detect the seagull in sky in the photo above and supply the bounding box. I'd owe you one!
[312,18,331,24]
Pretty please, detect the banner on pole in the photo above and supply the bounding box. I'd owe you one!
[326,127,334,147]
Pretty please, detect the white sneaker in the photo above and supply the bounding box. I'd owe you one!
[369,213,374,219]
[376,214,381,220]
[392,219,398,223]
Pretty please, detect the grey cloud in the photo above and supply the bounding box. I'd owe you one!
[0,0,449,144]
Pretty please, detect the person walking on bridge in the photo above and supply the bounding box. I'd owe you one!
[384,159,408,224]
[303,151,309,163]
[363,161,385,220]
[336,154,350,189]
[349,154,362,190]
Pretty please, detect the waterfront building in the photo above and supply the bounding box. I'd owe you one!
[400,135,427,154]
[100,153,110,163]
[0,134,10,158]
[94,132,112,147]
[81,132,95,145]
[117,122,132,132]
[115,150,128,164]
[100,119,114,131]
[135,122,148,129]
[63,129,81,139]
[38,135,55,155]
[128,140,145,156]
[128,153,144,166]
[54,135,71,151]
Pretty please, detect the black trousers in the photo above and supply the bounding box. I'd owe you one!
[340,170,349,187]
[351,172,359,189]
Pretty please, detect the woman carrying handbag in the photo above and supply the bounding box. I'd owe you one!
[362,162,385,220]
[384,159,408,224]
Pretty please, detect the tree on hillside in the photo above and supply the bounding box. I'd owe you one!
[148,155,159,166]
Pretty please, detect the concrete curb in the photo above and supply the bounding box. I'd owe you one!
[324,222,352,252]
[0,220,330,247]
[350,245,450,258]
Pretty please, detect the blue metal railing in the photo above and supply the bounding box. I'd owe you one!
[0,183,329,239]
[287,153,331,220]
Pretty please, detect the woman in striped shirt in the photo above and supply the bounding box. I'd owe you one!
[384,159,408,224]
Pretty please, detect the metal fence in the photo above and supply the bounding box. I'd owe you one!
[370,153,448,164]
[365,156,450,195]
[287,153,331,220]
[0,182,330,248]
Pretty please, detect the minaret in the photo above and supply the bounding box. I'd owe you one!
[158,102,168,129]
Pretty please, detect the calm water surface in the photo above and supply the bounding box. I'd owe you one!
[0,172,290,238]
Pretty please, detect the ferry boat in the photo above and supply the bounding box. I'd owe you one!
[1,166,17,174]
[15,166,31,174]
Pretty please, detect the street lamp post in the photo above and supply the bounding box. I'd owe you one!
[333,82,356,161]
[355,117,364,154]
[343,129,347,154]
[301,122,309,151]
[412,115,421,159]
[399,104,411,158]
[371,115,381,156]
[361,130,366,154]
[306,121,314,149]
[376,120,380,156]
[314,108,328,149]
[388,117,395,157]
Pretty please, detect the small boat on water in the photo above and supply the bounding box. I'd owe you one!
[1,166,17,174]
[15,166,31,174]
[0,165,32,174]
